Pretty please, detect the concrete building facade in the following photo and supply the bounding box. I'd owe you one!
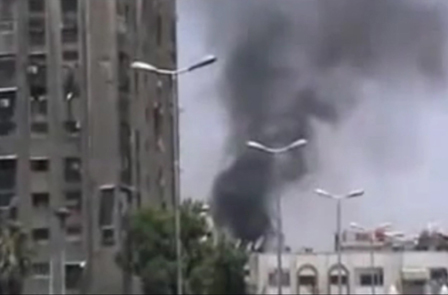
[249,251,448,295]
[249,229,448,294]
[0,0,177,294]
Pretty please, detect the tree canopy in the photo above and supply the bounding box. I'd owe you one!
[117,200,248,294]
[0,221,32,295]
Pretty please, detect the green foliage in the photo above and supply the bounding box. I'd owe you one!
[118,200,248,294]
[0,222,32,295]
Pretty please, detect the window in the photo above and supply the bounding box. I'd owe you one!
[99,187,115,227]
[0,192,14,209]
[268,269,291,287]
[30,95,47,116]
[66,225,82,242]
[31,122,48,134]
[28,16,45,47]
[298,275,317,286]
[64,157,81,182]
[0,157,16,191]
[65,263,84,290]
[357,268,383,286]
[0,0,14,21]
[431,268,448,281]
[65,190,81,212]
[32,192,49,208]
[32,228,49,243]
[62,27,78,44]
[101,227,115,246]
[61,0,77,13]
[63,50,78,61]
[0,57,15,88]
[31,262,50,278]
[29,0,44,13]
[329,274,348,285]
[30,158,49,172]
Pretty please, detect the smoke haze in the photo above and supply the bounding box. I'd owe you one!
[178,0,448,250]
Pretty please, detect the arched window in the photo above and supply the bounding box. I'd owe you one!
[327,264,350,294]
[297,264,319,294]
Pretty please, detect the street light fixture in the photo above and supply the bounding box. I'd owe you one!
[247,138,307,295]
[314,188,364,295]
[130,55,217,76]
[350,222,393,295]
[131,55,217,295]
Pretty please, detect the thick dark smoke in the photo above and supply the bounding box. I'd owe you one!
[209,0,447,242]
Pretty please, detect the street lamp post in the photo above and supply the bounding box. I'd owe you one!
[131,55,217,295]
[246,138,307,295]
[350,222,392,295]
[314,188,364,295]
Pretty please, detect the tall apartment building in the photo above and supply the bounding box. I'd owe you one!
[0,0,177,294]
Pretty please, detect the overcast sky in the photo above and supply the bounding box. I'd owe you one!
[176,1,448,251]
[177,1,226,201]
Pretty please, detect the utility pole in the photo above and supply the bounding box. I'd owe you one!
[78,0,93,293]
[46,0,65,294]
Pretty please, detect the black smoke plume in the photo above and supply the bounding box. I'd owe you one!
[209,0,447,242]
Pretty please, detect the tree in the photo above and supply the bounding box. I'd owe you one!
[117,200,248,294]
[0,221,32,295]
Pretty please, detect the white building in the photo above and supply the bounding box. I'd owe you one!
[248,251,448,294]
[248,229,448,294]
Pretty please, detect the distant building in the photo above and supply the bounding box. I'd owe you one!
[248,251,448,294]
[248,229,448,294]
[0,0,176,294]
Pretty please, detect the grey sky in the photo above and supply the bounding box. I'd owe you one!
[177,0,448,250]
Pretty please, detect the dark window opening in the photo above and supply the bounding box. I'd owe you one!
[0,89,16,118]
[0,88,16,136]
[0,192,14,209]
[64,157,81,182]
[30,95,47,116]
[0,158,16,191]
[61,0,78,13]
[66,225,82,241]
[431,268,448,281]
[9,205,17,220]
[63,50,78,61]
[65,190,81,212]
[298,275,317,286]
[29,31,45,47]
[359,270,384,286]
[330,274,348,285]
[0,0,14,21]
[99,188,115,227]
[29,0,44,13]
[32,192,49,208]
[118,52,130,92]
[0,56,15,88]
[31,262,50,277]
[31,121,48,134]
[62,27,78,44]
[32,228,49,243]
[65,263,83,290]
[28,17,45,47]
[30,158,49,172]
[101,227,115,246]
[268,269,291,287]
[64,120,81,135]
[0,121,15,136]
